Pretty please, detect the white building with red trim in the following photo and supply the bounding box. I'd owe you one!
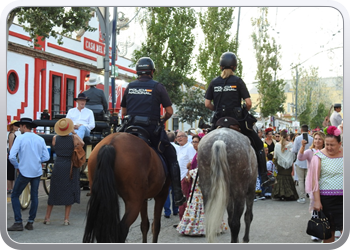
[7,12,136,125]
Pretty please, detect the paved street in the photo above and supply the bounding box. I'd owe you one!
[4,181,328,245]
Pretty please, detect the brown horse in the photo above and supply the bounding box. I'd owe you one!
[82,132,170,243]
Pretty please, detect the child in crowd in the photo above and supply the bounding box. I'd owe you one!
[264,153,276,198]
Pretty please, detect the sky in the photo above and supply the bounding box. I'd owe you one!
[116,6,343,90]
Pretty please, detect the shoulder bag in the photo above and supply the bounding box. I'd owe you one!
[306,210,332,240]
[70,134,86,179]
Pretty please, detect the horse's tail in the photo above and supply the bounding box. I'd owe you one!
[205,140,230,243]
[83,144,121,243]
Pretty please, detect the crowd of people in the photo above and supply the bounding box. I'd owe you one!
[6,53,343,244]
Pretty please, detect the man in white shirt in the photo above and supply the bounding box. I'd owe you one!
[66,93,95,140]
[330,103,342,127]
[175,131,196,221]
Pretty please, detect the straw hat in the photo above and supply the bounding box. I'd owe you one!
[54,118,74,136]
[190,128,203,135]
[7,120,18,131]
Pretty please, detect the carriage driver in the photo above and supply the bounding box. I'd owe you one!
[120,57,186,207]
[204,52,274,188]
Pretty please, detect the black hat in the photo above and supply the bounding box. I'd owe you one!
[334,103,341,108]
[215,117,240,128]
[13,117,37,128]
[74,93,90,102]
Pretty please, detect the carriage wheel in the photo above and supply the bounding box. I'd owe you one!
[42,163,54,195]
[19,184,31,210]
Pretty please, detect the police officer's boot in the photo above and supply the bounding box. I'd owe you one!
[168,162,187,207]
[256,149,275,188]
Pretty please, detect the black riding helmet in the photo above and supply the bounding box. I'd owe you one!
[136,57,156,76]
[219,52,237,71]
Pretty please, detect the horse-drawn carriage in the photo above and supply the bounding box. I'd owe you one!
[18,111,118,210]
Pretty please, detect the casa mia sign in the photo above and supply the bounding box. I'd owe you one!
[84,37,116,59]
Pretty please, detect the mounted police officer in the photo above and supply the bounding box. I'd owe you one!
[204,52,274,188]
[120,57,186,206]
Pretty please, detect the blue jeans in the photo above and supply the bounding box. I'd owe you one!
[11,173,41,223]
[74,125,90,140]
[163,187,178,216]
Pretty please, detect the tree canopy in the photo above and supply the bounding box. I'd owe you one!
[176,86,213,126]
[251,7,286,118]
[197,7,242,86]
[132,7,197,106]
[7,7,96,46]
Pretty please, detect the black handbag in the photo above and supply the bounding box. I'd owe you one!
[306,210,332,240]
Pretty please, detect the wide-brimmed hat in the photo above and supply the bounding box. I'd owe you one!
[86,77,102,86]
[54,118,74,136]
[74,93,90,102]
[190,128,203,135]
[13,118,38,128]
[7,120,18,131]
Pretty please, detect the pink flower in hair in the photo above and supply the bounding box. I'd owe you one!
[333,128,341,136]
[198,132,205,138]
[327,126,336,135]
[327,126,341,136]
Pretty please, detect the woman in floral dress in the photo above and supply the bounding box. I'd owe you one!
[176,165,228,236]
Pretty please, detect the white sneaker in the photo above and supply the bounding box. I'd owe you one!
[335,231,341,239]
[311,236,319,241]
[297,198,305,204]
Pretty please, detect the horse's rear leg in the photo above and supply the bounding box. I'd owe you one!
[227,199,245,243]
[140,200,149,243]
[152,183,170,243]
[120,202,144,242]
[243,184,255,243]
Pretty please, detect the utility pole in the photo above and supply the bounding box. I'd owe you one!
[235,7,241,47]
[295,65,299,120]
[111,8,118,112]
[95,7,114,107]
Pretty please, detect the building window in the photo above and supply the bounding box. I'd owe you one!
[7,70,19,94]
[173,117,179,131]
[66,78,75,112]
[52,75,61,116]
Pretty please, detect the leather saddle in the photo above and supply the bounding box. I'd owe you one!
[215,116,242,133]
[124,125,168,176]
[124,125,152,146]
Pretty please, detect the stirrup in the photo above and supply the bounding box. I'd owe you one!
[261,176,275,187]
[174,196,186,207]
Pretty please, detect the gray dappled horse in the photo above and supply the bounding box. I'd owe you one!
[197,128,258,243]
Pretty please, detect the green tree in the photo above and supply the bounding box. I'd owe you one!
[310,102,329,129]
[197,7,242,86]
[7,7,96,46]
[132,7,197,106]
[176,87,213,127]
[292,66,331,127]
[251,7,286,118]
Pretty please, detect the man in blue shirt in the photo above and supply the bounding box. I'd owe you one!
[292,124,313,204]
[8,118,50,231]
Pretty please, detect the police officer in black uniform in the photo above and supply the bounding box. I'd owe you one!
[120,57,186,206]
[204,52,274,188]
